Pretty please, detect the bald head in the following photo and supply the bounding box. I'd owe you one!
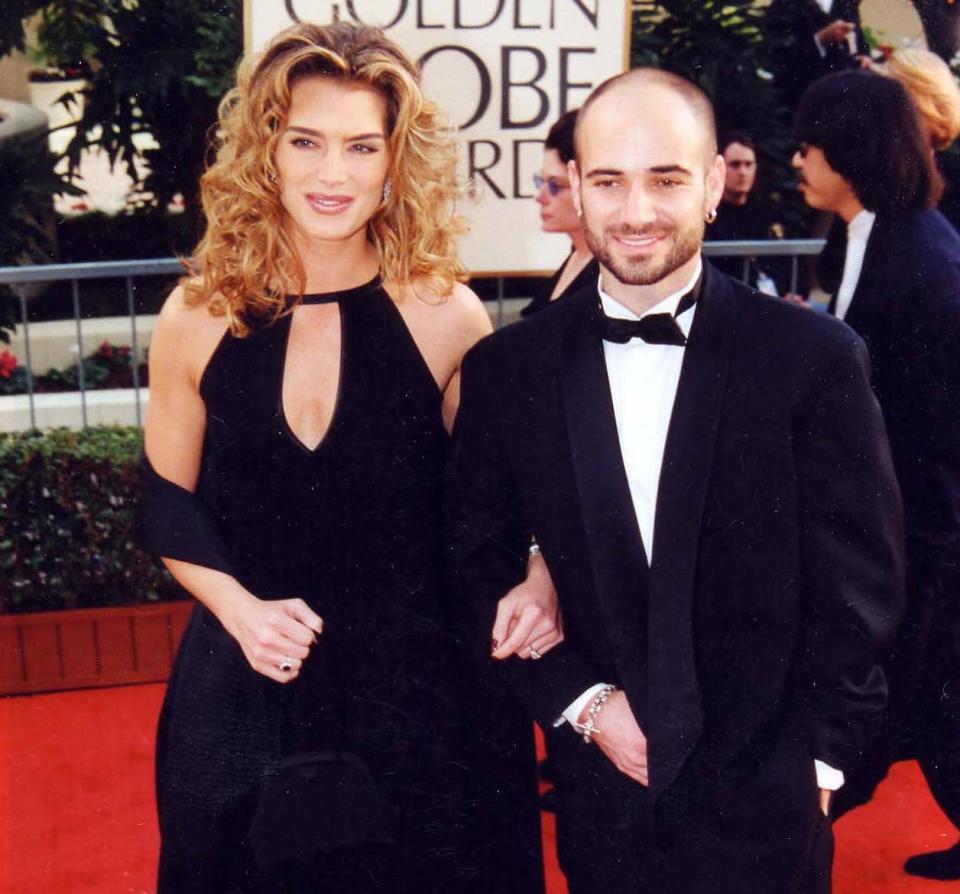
[574,68,718,167]
[566,66,725,309]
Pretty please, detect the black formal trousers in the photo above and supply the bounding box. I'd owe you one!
[446,261,904,893]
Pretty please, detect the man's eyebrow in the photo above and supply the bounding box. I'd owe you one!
[585,164,695,178]
[284,125,386,141]
[649,165,693,176]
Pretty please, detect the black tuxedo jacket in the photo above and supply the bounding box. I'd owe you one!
[447,262,904,801]
[822,210,960,551]
[820,211,960,788]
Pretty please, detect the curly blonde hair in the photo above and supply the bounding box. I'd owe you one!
[880,49,960,152]
[184,21,466,334]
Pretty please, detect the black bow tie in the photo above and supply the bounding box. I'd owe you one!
[599,289,697,346]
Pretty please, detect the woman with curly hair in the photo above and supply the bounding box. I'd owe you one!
[140,20,555,893]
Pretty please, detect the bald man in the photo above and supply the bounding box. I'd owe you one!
[447,68,903,893]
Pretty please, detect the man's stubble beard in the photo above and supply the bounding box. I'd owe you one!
[583,214,704,287]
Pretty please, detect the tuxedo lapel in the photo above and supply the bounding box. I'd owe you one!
[560,293,651,732]
[647,263,735,794]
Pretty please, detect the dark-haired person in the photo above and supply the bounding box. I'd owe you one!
[794,70,960,879]
[764,0,869,111]
[521,108,599,317]
[449,65,903,894]
[706,131,788,294]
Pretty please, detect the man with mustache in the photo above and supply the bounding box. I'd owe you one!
[793,70,960,881]
[447,67,904,893]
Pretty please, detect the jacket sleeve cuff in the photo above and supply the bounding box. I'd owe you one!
[814,759,845,791]
[555,682,611,728]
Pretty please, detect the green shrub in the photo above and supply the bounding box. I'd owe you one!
[0,426,182,613]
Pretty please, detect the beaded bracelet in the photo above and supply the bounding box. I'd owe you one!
[579,684,617,744]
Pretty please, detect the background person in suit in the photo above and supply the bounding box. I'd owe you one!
[764,0,869,111]
[706,130,788,295]
[448,67,904,894]
[794,70,960,880]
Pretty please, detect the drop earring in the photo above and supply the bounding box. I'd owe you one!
[382,178,392,203]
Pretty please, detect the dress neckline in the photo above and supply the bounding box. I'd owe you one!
[294,273,382,306]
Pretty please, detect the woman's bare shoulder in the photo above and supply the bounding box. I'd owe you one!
[152,284,231,380]
[396,278,492,340]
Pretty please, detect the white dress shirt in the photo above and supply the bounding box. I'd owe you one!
[834,209,876,321]
[560,261,699,728]
[556,258,844,791]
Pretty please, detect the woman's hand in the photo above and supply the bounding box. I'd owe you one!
[491,549,564,660]
[222,592,324,683]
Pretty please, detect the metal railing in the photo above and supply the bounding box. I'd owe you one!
[703,238,824,294]
[0,258,183,430]
[0,240,825,431]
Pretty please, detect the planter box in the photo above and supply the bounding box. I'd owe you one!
[0,600,193,696]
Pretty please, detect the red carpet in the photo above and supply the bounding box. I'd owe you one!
[0,683,956,893]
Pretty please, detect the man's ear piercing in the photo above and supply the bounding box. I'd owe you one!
[705,208,718,223]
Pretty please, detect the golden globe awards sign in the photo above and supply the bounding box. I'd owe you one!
[246,0,630,274]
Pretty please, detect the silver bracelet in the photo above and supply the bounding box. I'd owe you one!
[579,684,617,744]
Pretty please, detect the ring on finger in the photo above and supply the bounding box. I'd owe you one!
[279,658,294,673]
[530,647,542,660]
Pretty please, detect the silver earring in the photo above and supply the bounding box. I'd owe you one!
[705,208,717,223]
[382,178,392,203]
[268,171,277,184]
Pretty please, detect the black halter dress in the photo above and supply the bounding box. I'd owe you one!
[151,277,472,893]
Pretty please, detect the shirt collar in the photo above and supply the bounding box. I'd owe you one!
[847,208,876,242]
[598,257,701,338]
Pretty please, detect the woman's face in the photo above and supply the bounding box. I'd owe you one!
[274,75,391,252]
[535,148,580,235]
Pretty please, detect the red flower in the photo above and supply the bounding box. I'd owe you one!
[0,351,18,379]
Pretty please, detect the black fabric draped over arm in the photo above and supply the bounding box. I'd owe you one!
[138,453,235,577]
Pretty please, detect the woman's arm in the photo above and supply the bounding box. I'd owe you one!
[144,287,322,683]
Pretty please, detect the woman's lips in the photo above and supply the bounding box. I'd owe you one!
[305,193,354,214]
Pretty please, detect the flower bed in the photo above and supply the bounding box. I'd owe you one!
[0,341,148,396]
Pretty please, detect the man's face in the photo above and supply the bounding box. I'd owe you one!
[722,142,757,202]
[569,84,724,288]
[792,143,856,213]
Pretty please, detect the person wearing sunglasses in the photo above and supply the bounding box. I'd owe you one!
[521,108,599,317]
[794,70,960,881]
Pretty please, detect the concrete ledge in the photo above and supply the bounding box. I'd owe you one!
[0,387,149,431]
[0,98,48,142]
